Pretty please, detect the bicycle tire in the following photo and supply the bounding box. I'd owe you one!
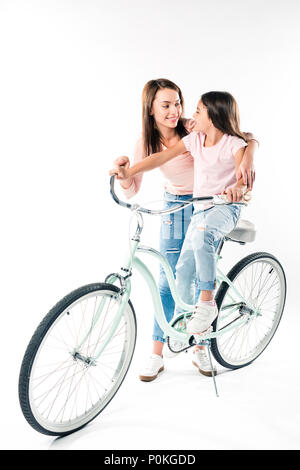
[212,252,286,369]
[18,282,136,436]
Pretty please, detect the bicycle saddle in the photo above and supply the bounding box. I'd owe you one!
[226,219,256,243]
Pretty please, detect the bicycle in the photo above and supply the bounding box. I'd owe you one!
[18,175,286,436]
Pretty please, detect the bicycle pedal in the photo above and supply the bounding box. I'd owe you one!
[193,326,213,345]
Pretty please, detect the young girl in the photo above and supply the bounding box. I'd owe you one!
[110,91,250,359]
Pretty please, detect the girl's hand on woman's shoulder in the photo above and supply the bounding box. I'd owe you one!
[182,118,196,133]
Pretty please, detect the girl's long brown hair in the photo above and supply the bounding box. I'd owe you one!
[201,91,247,142]
[142,79,188,157]
[202,91,251,201]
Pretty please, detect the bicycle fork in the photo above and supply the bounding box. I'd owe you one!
[71,275,131,367]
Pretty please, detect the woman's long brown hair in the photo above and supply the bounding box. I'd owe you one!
[201,91,247,142]
[142,79,189,157]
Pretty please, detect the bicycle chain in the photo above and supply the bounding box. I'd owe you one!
[166,335,195,353]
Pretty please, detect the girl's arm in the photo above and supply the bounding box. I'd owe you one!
[110,140,186,180]
[112,156,132,189]
[112,137,144,198]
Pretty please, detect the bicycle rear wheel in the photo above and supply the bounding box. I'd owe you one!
[19,283,136,436]
[212,252,286,369]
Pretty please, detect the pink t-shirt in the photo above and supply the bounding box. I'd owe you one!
[122,119,195,198]
[182,131,247,210]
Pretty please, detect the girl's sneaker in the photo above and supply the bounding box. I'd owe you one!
[186,303,218,334]
[139,354,164,382]
[192,350,217,377]
[163,342,181,358]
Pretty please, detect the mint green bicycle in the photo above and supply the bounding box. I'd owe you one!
[18,176,286,436]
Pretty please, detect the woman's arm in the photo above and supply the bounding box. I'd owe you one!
[110,140,186,180]
[244,132,259,146]
[225,147,248,202]
[239,132,259,190]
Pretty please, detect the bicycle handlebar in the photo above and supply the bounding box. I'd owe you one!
[109,175,246,216]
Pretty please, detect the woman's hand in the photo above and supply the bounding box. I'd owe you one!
[238,134,258,190]
[237,158,255,191]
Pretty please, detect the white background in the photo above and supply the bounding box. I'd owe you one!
[1,0,299,450]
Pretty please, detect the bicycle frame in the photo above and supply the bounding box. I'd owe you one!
[74,176,259,361]
[79,223,259,363]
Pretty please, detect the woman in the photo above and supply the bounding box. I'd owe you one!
[112,79,258,381]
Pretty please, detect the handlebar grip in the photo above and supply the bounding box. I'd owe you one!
[110,175,132,209]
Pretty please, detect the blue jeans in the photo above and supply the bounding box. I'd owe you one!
[153,192,196,343]
[175,204,241,305]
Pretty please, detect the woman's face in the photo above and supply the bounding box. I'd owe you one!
[193,100,211,133]
[151,88,182,131]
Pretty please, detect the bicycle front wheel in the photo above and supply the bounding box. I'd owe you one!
[19,283,136,436]
[212,252,286,369]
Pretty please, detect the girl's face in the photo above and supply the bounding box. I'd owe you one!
[151,88,182,130]
[193,100,212,133]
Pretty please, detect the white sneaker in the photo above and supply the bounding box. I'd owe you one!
[139,354,164,382]
[192,349,217,377]
[163,343,178,358]
[186,302,218,334]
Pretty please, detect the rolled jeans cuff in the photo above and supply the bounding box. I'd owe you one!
[152,335,166,343]
[196,280,216,291]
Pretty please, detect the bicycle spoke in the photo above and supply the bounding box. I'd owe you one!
[214,257,285,367]
[24,287,136,433]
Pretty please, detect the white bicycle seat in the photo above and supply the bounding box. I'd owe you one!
[227,219,256,243]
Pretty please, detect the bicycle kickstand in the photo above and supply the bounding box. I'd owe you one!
[206,341,219,398]
[195,334,219,398]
